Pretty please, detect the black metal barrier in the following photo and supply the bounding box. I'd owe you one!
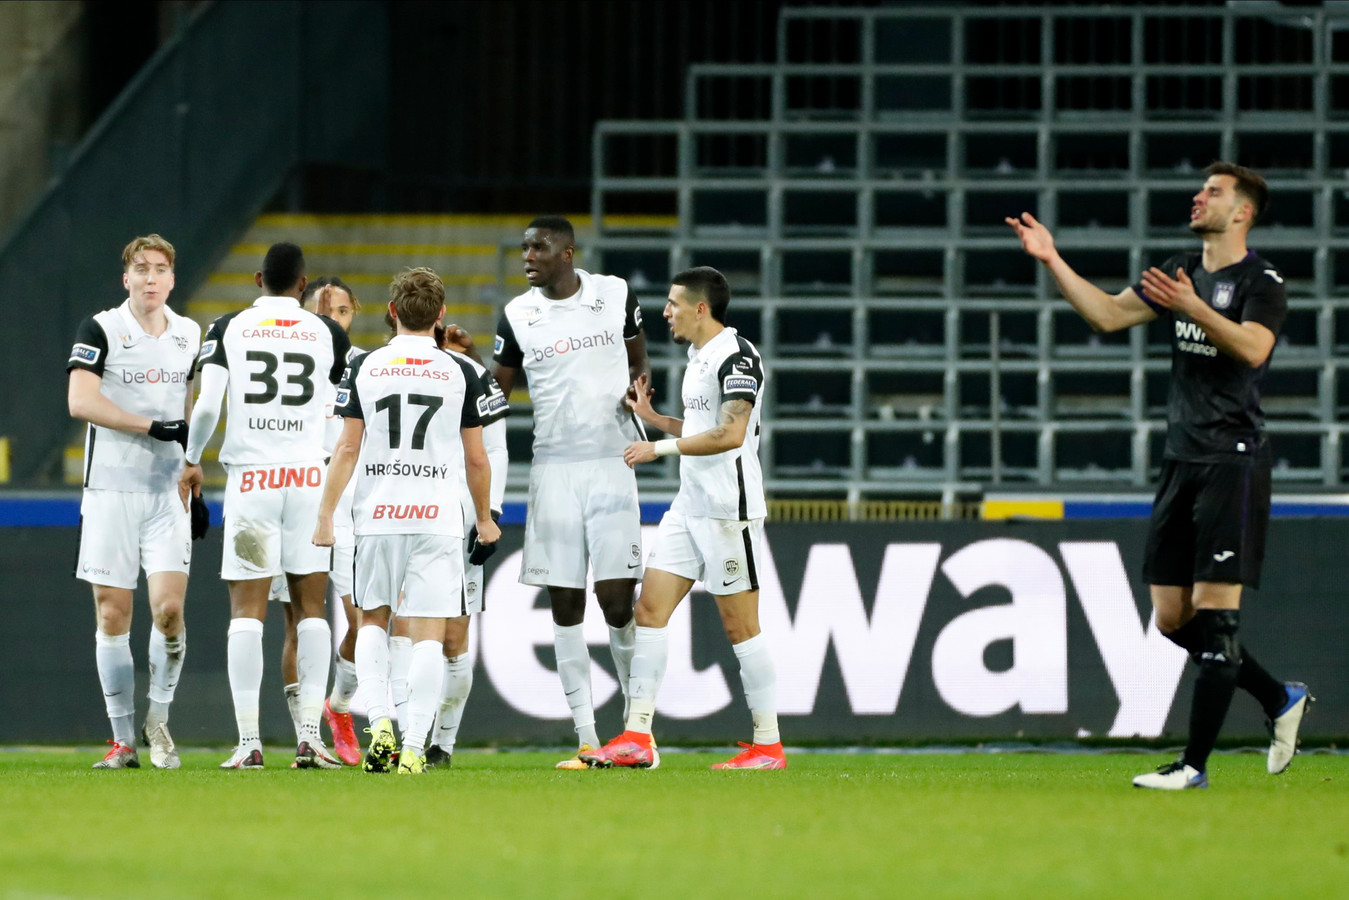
[1,519,1342,744]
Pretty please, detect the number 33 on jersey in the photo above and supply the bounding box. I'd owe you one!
[199,297,350,464]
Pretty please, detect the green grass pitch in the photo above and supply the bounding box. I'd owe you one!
[1,749,1345,899]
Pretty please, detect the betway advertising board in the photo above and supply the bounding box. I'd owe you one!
[1,519,1343,743]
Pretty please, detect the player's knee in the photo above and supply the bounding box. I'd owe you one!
[1195,608,1241,677]
[722,618,759,645]
[633,594,670,628]
[153,603,183,633]
[548,588,587,626]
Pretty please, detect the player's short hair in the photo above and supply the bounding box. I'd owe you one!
[526,215,575,245]
[1205,161,1269,225]
[122,234,176,269]
[671,266,731,323]
[260,242,306,294]
[389,267,445,331]
[301,275,361,311]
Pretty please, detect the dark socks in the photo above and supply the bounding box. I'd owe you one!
[1163,616,1287,717]
[1182,609,1241,773]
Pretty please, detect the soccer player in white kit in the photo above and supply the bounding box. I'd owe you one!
[583,267,786,771]
[67,234,201,770]
[272,276,366,766]
[490,216,649,768]
[180,242,350,769]
[314,268,500,775]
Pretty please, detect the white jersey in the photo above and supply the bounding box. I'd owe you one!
[67,299,201,492]
[199,296,350,464]
[669,327,766,521]
[443,347,510,503]
[328,345,367,523]
[336,334,488,537]
[493,269,643,463]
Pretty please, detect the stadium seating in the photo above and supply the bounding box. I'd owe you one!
[590,5,1349,504]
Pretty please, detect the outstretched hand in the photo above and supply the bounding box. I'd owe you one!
[1138,267,1203,315]
[1005,212,1057,264]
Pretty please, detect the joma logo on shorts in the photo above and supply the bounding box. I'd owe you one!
[371,504,440,520]
[239,466,323,492]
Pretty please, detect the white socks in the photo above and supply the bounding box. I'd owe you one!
[95,630,135,745]
[284,683,302,742]
[608,619,636,722]
[329,655,359,714]
[227,618,265,749]
[389,635,413,732]
[401,640,443,758]
[733,633,780,745]
[553,622,599,748]
[624,625,668,735]
[295,617,331,743]
[146,627,185,726]
[355,624,391,725]
[431,653,473,753]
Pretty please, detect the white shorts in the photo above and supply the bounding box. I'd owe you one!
[354,533,466,618]
[269,524,353,602]
[646,512,764,596]
[522,457,642,588]
[76,489,191,589]
[221,461,332,580]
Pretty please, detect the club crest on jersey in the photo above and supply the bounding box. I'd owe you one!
[587,296,605,315]
[630,542,641,562]
[1212,283,1234,310]
[173,334,189,352]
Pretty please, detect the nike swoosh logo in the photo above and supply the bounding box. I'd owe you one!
[1213,551,1235,562]
[564,688,582,697]
[627,562,640,569]
[722,579,739,587]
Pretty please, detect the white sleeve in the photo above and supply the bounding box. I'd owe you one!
[186,364,228,465]
[484,419,509,513]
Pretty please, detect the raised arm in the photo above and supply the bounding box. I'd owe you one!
[1007,212,1156,333]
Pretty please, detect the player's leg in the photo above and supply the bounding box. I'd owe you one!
[427,616,472,769]
[91,585,140,768]
[78,490,143,768]
[289,570,338,769]
[218,467,280,769]
[585,511,701,769]
[352,534,399,773]
[389,612,413,734]
[323,527,362,766]
[143,570,187,769]
[524,461,605,762]
[707,519,784,771]
[221,577,270,769]
[584,458,644,733]
[279,590,302,744]
[137,489,192,769]
[394,536,468,774]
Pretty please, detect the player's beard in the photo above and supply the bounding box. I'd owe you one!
[1189,216,1225,235]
